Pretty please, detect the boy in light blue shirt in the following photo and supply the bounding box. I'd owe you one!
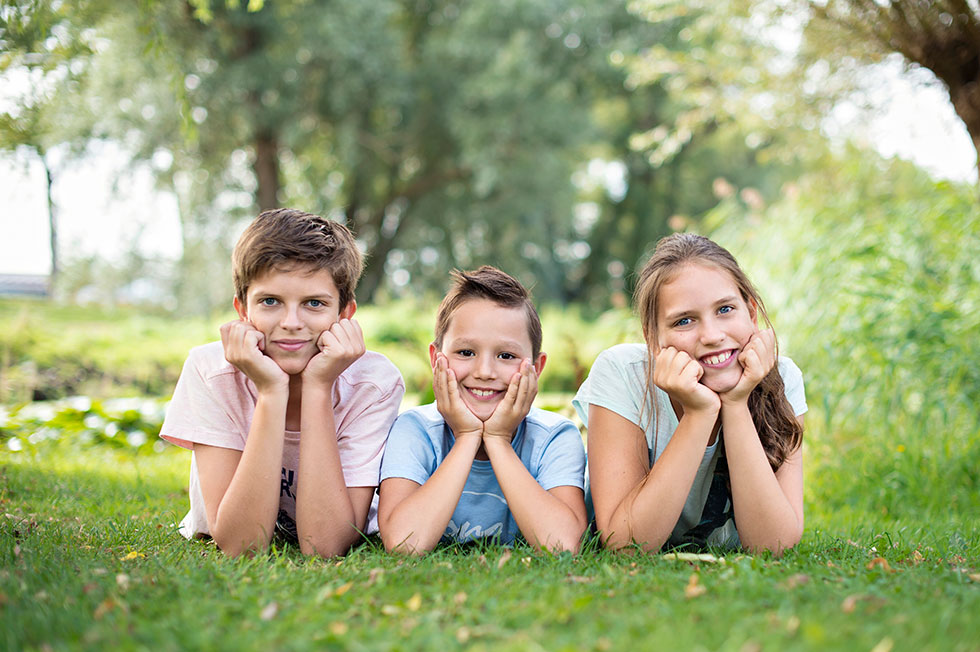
[378,266,586,553]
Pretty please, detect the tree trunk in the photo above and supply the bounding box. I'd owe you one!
[357,206,407,304]
[42,153,58,284]
[943,80,980,184]
[254,132,280,211]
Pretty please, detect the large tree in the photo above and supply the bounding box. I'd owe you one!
[803,0,980,182]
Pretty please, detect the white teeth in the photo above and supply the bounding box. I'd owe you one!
[703,350,733,365]
[469,388,497,397]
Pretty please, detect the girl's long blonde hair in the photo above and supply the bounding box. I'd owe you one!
[634,233,802,471]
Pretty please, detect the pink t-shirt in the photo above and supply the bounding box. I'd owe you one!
[160,341,405,539]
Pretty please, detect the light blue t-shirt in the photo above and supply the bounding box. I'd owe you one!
[573,343,807,549]
[379,403,586,545]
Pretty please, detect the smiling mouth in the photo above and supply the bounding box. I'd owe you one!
[700,350,736,367]
[466,387,504,401]
[274,340,309,352]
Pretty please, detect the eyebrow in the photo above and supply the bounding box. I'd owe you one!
[447,337,527,351]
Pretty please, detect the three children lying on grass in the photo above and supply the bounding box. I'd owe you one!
[160,208,806,558]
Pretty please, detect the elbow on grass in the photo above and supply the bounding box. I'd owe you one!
[381,534,432,556]
[743,528,803,557]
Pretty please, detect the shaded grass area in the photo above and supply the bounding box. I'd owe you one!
[2,445,978,651]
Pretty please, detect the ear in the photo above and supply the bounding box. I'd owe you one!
[748,298,758,326]
[233,296,248,321]
[533,352,547,376]
[340,300,357,320]
[428,342,440,370]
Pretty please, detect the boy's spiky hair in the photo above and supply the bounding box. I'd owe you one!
[433,266,542,358]
[232,208,363,309]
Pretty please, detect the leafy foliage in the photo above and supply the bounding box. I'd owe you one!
[709,147,980,522]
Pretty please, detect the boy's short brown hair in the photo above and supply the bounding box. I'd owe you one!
[232,208,363,309]
[433,266,542,358]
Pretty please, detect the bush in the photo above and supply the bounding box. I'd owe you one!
[708,150,980,524]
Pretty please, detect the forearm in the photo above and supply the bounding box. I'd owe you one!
[381,435,481,554]
[484,439,585,552]
[296,383,361,558]
[722,403,802,554]
[601,411,717,552]
[212,392,287,556]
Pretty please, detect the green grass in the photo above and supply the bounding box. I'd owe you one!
[2,442,978,651]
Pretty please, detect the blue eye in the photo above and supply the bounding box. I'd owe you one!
[719,305,734,315]
[259,298,278,306]
[308,299,323,308]
[674,317,692,327]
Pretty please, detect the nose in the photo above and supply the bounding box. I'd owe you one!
[472,354,496,380]
[280,303,303,330]
[699,317,725,346]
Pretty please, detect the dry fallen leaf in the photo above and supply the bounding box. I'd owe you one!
[115,574,130,591]
[684,573,706,599]
[566,575,594,584]
[366,568,384,587]
[785,616,800,635]
[260,602,278,621]
[867,558,893,572]
[381,605,399,616]
[496,550,512,569]
[841,595,861,613]
[329,622,348,636]
[968,573,980,583]
[783,574,810,589]
[94,598,118,620]
[454,592,468,606]
[406,593,422,612]
[663,552,724,564]
[870,637,894,652]
[456,627,471,644]
[333,582,353,597]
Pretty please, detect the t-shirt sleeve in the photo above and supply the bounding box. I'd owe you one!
[379,411,438,487]
[534,420,587,491]
[159,350,247,452]
[336,376,406,488]
[777,356,808,417]
[572,346,646,429]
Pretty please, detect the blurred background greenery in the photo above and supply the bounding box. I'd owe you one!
[1,1,979,523]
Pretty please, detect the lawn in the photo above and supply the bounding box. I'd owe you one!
[2,440,977,651]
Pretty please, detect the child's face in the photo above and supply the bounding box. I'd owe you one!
[430,298,545,422]
[655,263,757,394]
[234,265,355,376]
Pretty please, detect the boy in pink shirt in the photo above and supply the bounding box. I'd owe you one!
[161,209,404,558]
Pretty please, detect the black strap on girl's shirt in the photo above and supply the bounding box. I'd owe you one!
[666,437,735,551]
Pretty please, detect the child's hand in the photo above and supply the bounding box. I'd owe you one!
[432,353,484,441]
[220,319,288,392]
[303,318,366,387]
[720,329,776,405]
[653,346,720,414]
[483,359,537,444]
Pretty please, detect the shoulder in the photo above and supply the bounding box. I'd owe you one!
[393,403,444,430]
[776,355,804,385]
[594,342,648,369]
[338,350,405,396]
[524,406,577,434]
[776,355,807,416]
[182,341,240,383]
